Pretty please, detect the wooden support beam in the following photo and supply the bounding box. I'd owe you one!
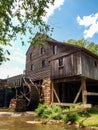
[73,87,82,103]
[52,102,77,107]
[81,79,87,105]
[51,82,54,103]
[52,102,92,109]
[15,89,18,99]
[86,92,98,96]
[53,87,61,103]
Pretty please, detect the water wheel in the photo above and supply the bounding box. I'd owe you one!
[16,77,40,109]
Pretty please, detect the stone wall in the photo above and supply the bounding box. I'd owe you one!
[42,78,52,105]
[9,98,27,111]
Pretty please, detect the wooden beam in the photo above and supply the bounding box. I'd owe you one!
[86,92,98,96]
[81,79,87,105]
[53,87,61,103]
[51,82,54,103]
[52,102,92,109]
[52,102,77,107]
[62,109,87,114]
[73,87,82,103]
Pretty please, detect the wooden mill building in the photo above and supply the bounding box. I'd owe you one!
[25,35,98,107]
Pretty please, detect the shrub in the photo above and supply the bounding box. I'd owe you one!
[42,107,52,118]
[64,113,79,124]
[50,105,62,120]
[35,104,79,123]
[35,104,63,119]
[88,106,98,114]
[35,104,48,117]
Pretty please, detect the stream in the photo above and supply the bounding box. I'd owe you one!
[0,113,95,130]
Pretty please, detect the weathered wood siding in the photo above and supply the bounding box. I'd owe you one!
[26,42,78,81]
[26,44,52,81]
[26,39,98,81]
[0,79,7,88]
[51,51,82,79]
[81,52,98,80]
[7,74,23,87]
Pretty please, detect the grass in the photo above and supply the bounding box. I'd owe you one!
[78,107,98,127]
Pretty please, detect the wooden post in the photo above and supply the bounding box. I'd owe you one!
[62,83,65,102]
[81,79,87,105]
[53,87,61,103]
[51,82,54,103]
[73,87,82,103]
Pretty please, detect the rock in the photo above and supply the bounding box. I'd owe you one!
[25,111,37,116]
[9,98,26,112]
[67,121,72,125]
[26,121,42,125]
[0,112,13,116]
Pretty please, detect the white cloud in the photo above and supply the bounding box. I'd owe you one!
[43,0,65,22]
[12,0,25,16]
[0,65,23,79]
[12,0,65,23]
[0,45,25,79]
[77,12,98,39]
[84,22,98,39]
[10,47,26,64]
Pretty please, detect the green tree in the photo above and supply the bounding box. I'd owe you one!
[66,39,98,56]
[0,0,54,64]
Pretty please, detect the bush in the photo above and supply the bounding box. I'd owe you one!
[49,105,62,120]
[42,107,52,118]
[35,104,54,118]
[35,104,79,123]
[64,113,79,123]
[88,106,98,114]
[35,104,63,119]
[35,104,48,117]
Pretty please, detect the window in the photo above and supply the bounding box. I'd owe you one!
[31,64,35,70]
[94,61,97,67]
[53,45,57,54]
[30,53,32,60]
[41,47,45,54]
[42,60,45,68]
[59,57,63,66]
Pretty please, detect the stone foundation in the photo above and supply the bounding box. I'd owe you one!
[9,98,26,112]
[42,78,51,105]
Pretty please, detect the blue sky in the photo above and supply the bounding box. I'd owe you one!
[0,0,98,79]
[49,0,98,43]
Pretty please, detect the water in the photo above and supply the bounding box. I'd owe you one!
[0,113,94,130]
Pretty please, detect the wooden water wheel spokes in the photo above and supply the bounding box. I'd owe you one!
[16,77,40,110]
[18,84,32,106]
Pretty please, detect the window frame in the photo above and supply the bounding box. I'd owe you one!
[53,45,57,55]
[30,53,32,60]
[94,60,98,68]
[42,60,45,68]
[31,64,35,71]
[59,57,63,67]
[41,47,45,54]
